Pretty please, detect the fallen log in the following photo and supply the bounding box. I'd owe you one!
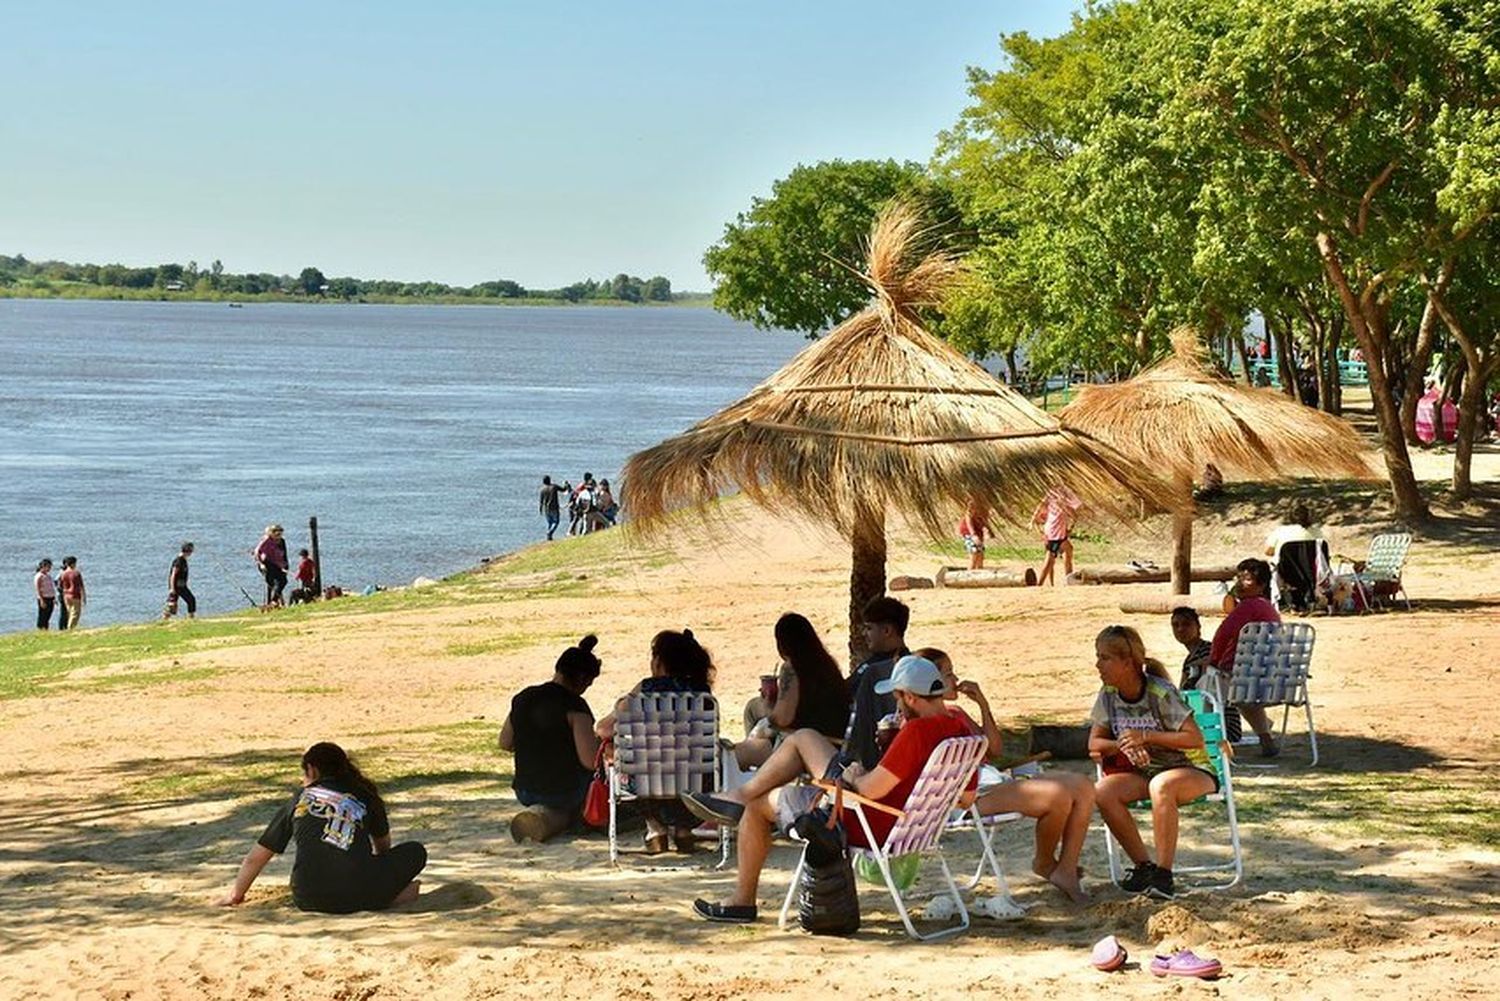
[935,566,1038,589]
[888,575,935,591]
[1117,593,1232,616]
[1067,563,1239,586]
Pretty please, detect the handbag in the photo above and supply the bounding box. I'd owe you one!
[791,781,861,935]
[581,742,610,829]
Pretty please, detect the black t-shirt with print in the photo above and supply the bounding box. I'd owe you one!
[510,681,594,797]
[170,555,189,586]
[258,777,389,900]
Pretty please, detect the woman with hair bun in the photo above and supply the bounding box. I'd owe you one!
[499,634,604,843]
[595,628,716,854]
[220,742,426,912]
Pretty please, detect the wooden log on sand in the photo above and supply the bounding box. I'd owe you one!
[888,575,935,591]
[935,566,1038,588]
[1067,563,1239,585]
[1117,593,1232,616]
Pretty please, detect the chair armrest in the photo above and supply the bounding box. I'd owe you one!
[811,779,905,818]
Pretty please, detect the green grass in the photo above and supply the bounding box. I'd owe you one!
[444,631,571,657]
[0,617,273,700]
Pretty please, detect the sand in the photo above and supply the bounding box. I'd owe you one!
[1,440,1497,1000]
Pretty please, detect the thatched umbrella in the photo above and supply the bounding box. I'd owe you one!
[1059,331,1380,594]
[621,205,1179,661]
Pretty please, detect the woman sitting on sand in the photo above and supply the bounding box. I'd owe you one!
[220,742,427,913]
[733,613,850,769]
[498,635,603,843]
[917,647,1096,904]
[596,629,715,854]
[1089,625,1215,902]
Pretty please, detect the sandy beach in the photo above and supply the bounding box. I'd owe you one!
[2,438,1497,1001]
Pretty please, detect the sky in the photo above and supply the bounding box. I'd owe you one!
[1,2,1079,291]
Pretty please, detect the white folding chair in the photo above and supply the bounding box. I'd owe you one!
[941,762,1032,917]
[607,692,729,865]
[1230,621,1318,766]
[1352,532,1412,611]
[1100,689,1243,892]
[778,734,988,942]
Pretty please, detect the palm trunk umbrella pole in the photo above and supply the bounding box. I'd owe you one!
[1060,329,1381,596]
[619,203,1178,661]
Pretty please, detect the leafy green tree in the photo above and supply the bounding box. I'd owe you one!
[327,277,361,300]
[299,267,327,296]
[644,276,672,301]
[703,159,959,336]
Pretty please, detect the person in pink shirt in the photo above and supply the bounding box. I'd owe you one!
[253,525,290,609]
[1033,486,1082,586]
[1209,558,1283,757]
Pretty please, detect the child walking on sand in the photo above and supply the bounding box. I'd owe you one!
[1033,486,1082,585]
[1089,625,1215,901]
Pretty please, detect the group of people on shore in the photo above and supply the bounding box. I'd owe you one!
[32,556,86,630]
[539,472,618,540]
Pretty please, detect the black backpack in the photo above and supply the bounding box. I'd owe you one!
[790,784,861,935]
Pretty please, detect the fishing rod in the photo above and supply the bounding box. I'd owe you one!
[205,549,262,609]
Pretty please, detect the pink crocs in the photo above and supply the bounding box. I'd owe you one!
[1149,949,1223,979]
[1090,935,1128,972]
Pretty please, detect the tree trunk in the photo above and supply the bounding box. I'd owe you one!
[1233,331,1253,383]
[1316,232,1429,522]
[847,510,887,666]
[1401,293,1445,445]
[1271,316,1298,399]
[1169,475,1194,595]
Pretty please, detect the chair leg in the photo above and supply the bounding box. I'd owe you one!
[777,848,808,930]
[968,808,1020,906]
[608,768,619,866]
[1304,700,1319,768]
[1102,822,1125,888]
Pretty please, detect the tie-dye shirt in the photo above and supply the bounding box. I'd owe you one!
[1089,676,1210,774]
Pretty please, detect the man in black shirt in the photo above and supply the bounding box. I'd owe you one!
[164,542,195,619]
[841,596,911,769]
[539,475,564,540]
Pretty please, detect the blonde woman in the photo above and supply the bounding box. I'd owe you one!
[1088,625,1214,901]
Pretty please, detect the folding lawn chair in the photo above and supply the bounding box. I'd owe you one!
[1345,532,1413,611]
[778,734,988,942]
[608,691,729,866]
[1230,621,1318,767]
[1100,689,1243,893]
[941,762,1038,917]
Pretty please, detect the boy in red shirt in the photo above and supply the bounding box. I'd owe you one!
[683,656,975,923]
[292,549,318,604]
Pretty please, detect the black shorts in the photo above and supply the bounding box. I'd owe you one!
[1045,537,1068,556]
[292,841,427,914]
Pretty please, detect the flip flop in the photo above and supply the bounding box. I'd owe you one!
[1149,949,1223,979]
[681,791,744,825]
[692,899,757,924]
[1090,935,1128,972]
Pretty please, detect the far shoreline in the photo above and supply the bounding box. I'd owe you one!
[0,287,714,309]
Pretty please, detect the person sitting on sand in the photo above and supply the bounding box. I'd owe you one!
[595,629,715,854]
[1193,462,1225,502]
[1089,625,1214,901]
[733,613,850,770]
[842,597,912,769]
[920,647,1095,904]
[1210,558,1282,757]
[220,742,427,913]
[682,655,977,923]
[1033,486,1082,586]
[499,635,603,843]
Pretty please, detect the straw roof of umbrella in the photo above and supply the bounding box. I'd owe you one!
[1059,329,1379,483]
[622,203,1178,549]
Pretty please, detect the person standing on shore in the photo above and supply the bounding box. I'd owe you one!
[959,502,992,570]
[539,475,564,541]
[254,525,289,609]
[164,542,196,619]
[1033,486,1082,586]
[58,556,86,629]
[34,559,56,630]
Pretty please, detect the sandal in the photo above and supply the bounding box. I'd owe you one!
[1090,935,1128,972]
[672,828,701,854]
[643,832,669,855]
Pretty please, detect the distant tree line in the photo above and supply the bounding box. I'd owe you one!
[0,254,685,304]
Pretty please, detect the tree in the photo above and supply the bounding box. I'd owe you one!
[703,159,960,336]
[299,267,327,296]
[327,277,361,300]
[644,275,672,301]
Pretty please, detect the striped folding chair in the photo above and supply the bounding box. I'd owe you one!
[1230,621,1319,766]
[1100,689,1243,893]
[607,692,728,866]
[778,734,988,941]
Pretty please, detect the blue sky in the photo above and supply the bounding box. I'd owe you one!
[1,2,1078,290]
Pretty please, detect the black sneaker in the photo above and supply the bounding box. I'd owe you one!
[1147,866,1176,900]
[1121,860,1158,893]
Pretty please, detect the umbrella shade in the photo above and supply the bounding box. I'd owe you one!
[622,204,1179,658]
[1059,331,1381,593]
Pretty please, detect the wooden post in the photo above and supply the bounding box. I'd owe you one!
[1169,475,1194,596]
[309,516,323,597]
[848,508,887,667]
